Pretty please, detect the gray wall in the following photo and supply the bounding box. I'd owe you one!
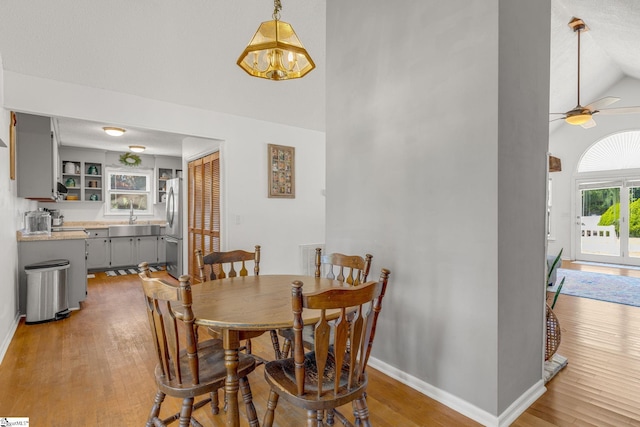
[326,0,549,417]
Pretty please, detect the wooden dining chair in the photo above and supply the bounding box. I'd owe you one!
[195,245,261,282]
[138,263,258,427]
[195,246,281,359]
[262,268,391,427]
[279,248,373,358]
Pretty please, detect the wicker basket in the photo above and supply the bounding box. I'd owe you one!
[545,303,561,361]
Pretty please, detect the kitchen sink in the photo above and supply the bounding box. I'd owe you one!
[108,224,161,237]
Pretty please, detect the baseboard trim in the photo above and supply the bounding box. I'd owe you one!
[0,313,20,366]
[498,380,546,427]
[368,356,546,427]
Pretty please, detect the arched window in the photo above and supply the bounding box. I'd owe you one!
[578,131,640,172]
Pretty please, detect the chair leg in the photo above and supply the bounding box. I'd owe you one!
[209,389,219,415]
[147,390,165,427]
[353,396,371,427]
[306,409,321,426]
[262,390,280,427]
[281,337,291,359]
[326,409,335,425]
[240,376,259,427]
[178,397,195,427]
[270,330,283,359]
[245,338,252,354]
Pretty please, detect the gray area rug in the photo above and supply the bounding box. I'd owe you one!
[105,266,161,276]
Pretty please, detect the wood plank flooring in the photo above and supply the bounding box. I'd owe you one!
[0,263,638,426]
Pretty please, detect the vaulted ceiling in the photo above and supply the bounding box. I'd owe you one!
[549,0,640,132]
[1,1,639,153]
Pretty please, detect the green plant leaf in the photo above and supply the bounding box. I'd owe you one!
[551,277,565,309]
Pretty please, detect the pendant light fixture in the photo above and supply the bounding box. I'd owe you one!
[237,0,315,80]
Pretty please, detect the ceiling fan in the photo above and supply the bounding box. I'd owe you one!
[550,17,640,129]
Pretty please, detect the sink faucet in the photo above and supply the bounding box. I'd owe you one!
[129,200,137,224]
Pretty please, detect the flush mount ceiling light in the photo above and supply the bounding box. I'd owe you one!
[129,145,145,153]
[103,126,126,137]
[237,0,315,81]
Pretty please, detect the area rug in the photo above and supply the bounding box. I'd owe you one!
[556,268,640,307]
[105,266,162,276]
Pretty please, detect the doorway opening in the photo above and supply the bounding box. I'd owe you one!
[575,131,640,267]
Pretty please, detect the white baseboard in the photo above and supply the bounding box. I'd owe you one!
[0,313,20,366]
[368,356,546,427]
[498,380,546,426]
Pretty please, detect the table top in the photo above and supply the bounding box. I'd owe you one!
[190,274,346,331]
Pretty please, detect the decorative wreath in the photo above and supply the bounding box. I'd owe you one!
[119,153,142,167]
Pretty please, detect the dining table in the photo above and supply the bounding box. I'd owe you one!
[188,274,348,427]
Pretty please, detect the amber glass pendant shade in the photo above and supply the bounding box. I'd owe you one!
[237,2,314,81]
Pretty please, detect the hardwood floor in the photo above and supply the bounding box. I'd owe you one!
[513,261,640,426]
[0,265,638,426]
[0,271,478,426]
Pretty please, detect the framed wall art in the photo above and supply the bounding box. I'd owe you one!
[268,143,295,198]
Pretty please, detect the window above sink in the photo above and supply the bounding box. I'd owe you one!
[104,167,153,216]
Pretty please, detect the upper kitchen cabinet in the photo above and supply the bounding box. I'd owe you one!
[59,147,105,202]
[16,113,60,201]
[155,155,182,204]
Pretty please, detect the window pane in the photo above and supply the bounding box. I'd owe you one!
[110,193,149,211]
[110,174,148,191]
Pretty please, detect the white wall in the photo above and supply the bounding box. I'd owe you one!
[0,54,37,363]
[326,1,549,424]
[548,76,640,259]
[0,71,325,361]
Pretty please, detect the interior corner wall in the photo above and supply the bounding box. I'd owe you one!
[326,0,502,416]
[326,0,549,421]
[497,0,550,414]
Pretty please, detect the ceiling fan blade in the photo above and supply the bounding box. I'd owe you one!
[549,116,566,123]
[581,118,597,129]
[585,97,621,111]
[596,106,640,115]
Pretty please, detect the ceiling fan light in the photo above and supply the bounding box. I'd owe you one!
[565,114,592,125]
[103,126,126,137]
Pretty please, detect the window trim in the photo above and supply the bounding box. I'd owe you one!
[104,166,154,216]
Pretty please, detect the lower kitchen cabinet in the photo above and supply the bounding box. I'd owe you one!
[109,237,137,268]
[157,235,166,264]
[86,228,110,271]
[18,239,87,313]
[109,236,159,268]
[136,236,158,266]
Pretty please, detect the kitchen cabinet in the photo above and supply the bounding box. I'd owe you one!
[136,236,158,266]
[109,237,137,268]
[18,239,87,313]
[86,229,110,271]
[109,236,158,268]
[155,156,182,204]
[157,235,166,265]
[16,113,60,201]
[59,148,104,202]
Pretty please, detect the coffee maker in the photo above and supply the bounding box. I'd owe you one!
[50,209,64,227]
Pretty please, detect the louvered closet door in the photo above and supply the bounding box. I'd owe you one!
[188,152,220,281]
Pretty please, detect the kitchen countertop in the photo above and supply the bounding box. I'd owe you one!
[17,230,88,241]
[64,220,167,229]
[17,220,167,241]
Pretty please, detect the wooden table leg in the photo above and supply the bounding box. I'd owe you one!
[223,329,241,427]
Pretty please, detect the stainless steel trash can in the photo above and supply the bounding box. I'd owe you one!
[25,259,71,324]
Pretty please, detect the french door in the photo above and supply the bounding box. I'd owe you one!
[577,179,640,266]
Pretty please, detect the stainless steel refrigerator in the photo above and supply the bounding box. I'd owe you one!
[165,177,183,279]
